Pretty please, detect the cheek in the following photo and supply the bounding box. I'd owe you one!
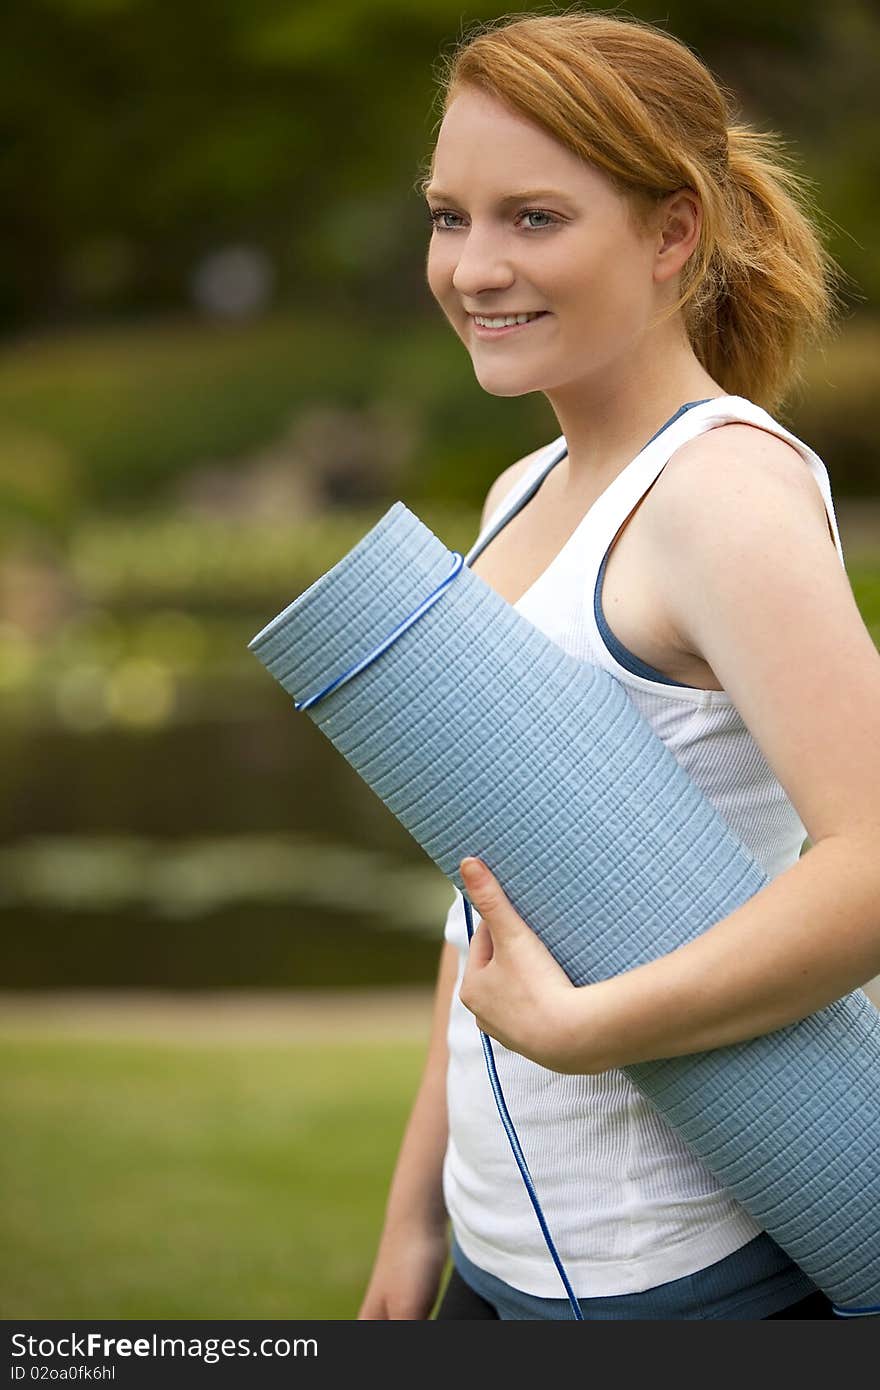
[426,239,452,302]
[604,227,655,301]
[564,241,650,333]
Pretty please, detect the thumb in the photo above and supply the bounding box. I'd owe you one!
[460,858,520,943]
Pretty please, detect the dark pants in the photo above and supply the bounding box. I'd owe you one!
[433,1266,838,1320]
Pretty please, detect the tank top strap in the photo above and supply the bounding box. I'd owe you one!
[569,393,848,701]
[589,393,847,577]
[465,438,568,567]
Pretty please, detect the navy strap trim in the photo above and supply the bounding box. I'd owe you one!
[465,439,568,570]
[594,550,696,688]
[592,399,714,689]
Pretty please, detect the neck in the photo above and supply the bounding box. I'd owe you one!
[543,327,727,495]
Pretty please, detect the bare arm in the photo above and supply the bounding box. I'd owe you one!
[456,430,880,1077]
[356,939,458,1318]
[374,939,459,1235]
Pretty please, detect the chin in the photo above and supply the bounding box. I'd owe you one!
[471,367,546,398]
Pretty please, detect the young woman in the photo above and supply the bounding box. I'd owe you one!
[358,11,880,1320]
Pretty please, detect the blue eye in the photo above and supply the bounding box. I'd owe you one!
[427,209,463,231]
[521,209,554,230]
[427,207,556,232]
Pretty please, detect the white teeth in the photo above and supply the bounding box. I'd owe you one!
[473,312,544,328]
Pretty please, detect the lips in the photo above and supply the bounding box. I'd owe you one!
[470,311,551,338]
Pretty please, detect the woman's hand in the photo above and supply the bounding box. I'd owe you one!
[458,857,609,1075]
[357,1220,449,1320]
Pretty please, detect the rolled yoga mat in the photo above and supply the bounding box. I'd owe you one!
[248,501,880,1315]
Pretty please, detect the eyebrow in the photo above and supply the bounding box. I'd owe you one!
[423,187,571,204]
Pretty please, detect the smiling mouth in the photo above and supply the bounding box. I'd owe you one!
[470,311,551,337]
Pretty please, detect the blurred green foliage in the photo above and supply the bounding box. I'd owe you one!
[0,310,554,523]
[0,1,877,991]
[0,0,877,329]
[0,308,877,739]
[0,526,878,728]
[0,310,878,551]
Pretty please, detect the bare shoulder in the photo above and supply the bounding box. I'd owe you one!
[643,420,839,667]
[650,420,834,542]
[480,445,549,528]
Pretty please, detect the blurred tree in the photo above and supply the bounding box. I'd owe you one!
[0,0,876,331]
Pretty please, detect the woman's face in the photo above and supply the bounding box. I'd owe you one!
[424,85,673,398]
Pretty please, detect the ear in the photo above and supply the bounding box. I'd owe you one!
[654,187,702,283]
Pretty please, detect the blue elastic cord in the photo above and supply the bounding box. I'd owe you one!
[288,548,877,1322]
[294,551,464,712]
[461,893,584,1319]
[291,549,585,1318]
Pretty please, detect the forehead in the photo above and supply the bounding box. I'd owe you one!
[430,86,607,199]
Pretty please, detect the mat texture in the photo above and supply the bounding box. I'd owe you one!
[248,501,880,1314]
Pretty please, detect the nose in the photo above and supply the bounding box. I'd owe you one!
[450,227,516,299]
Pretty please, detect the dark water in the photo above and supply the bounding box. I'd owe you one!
[0,712,449,989]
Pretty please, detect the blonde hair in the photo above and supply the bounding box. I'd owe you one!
[417,7,852,415]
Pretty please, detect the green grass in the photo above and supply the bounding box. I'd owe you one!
[0,1034,433,1319]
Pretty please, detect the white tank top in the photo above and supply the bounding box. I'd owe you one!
[441,393,847,1298]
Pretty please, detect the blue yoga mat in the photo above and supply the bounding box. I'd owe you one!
[248,500,880,1315]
